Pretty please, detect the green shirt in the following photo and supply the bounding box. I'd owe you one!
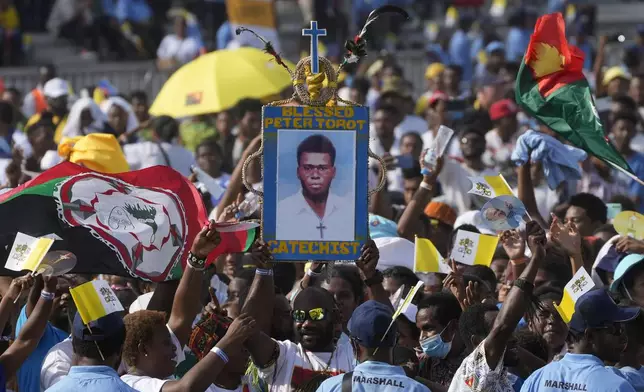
[179,120,218,152]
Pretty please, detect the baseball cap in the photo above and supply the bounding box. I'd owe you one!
[602,66,631,87]
[610,253,644,293]
[425,63,446,80]
[568,289,640,333]
[428,91,449,107]
[72,311,125,341]
[43,78,69,99]
[485,41,505,55]
[489,99,519,121]
[380,76,412,99]
[424,201,457,227]
[369,213,398,239]
[348,300,396,348]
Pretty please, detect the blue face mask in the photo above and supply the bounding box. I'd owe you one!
[420,328,452,359]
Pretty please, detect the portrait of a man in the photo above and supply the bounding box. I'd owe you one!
[276,133,355,241]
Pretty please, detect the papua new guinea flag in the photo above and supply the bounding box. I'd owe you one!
[0,162,209,282]
[515,12,633,175]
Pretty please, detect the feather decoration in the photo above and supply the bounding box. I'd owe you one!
[340,5,409,68]
[235,27,291,73]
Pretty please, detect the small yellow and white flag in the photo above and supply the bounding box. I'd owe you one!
[450,230,499,267]
[565,4,576,23]
[554,267,595,324]
[445,6,458,28]
[490,0,507,18]
[5,233,54,272]
[414,237,452,274]
[468,174,513,199]
[70,280,124,324]
[393,280,424,321]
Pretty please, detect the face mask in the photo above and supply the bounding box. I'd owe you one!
[420,329,452,359]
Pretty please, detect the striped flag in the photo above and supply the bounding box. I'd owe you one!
[5,233,54,273]
[414,237,452,274]
[467,174,513,199]
[450,230,499,267]
[226,0,280,52]
[70,280,124,324]
[554,267,595,323]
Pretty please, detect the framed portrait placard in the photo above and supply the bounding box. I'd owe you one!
[262,106,369,261]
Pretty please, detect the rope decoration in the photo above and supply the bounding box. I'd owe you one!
[293,56,337,106]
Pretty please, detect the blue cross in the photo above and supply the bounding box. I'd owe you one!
[302,21,327,74]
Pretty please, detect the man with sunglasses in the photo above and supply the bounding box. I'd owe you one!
[276,133,354,241]
[520,289,639,392]
[316,300,430,392]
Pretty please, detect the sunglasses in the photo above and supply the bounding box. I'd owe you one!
[292,307,326,323]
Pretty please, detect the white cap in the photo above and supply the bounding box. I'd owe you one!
[129,292,153,313]
[374,237,414,271]
[43,78,69,98]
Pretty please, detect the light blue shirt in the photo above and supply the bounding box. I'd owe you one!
[520,353,636,392]
[449,30,472,81]
[45,366,137,391]
[316,361,430,392]
[506,27,531,62]
[116,0,152,23]
[217,21,233,50]
[16,306,67,392]
[609,366,644,391]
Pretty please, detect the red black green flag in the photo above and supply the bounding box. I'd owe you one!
[0,163,211,281]
[515,12,635,177]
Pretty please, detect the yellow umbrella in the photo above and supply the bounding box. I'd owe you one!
[150,47,295,118]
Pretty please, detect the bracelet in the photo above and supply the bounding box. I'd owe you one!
[187,252,206,271]
[513,279,534,296]
[211,346,229,363]
[256,268,273,276]
[420,182,433,191]
[510,256,529,266]
[40,291,55,301]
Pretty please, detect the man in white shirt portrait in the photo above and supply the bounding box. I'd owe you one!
[276,134,355,241]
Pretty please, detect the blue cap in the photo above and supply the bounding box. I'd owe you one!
[569,289,640,333]
[610,253,644,293]
[637,24,644,35]
[369,214,398,239]
[348,300,395,348]
[72,312,125,341]
[485,41,505,54]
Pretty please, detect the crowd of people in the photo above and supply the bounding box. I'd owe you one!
[3,1,644,392]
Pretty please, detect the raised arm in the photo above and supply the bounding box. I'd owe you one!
[0,276,57,378]
[517,162,548,229]
[217,136,261,213]
[168,221,221,346]
[0,276,34,335]
[161,314,257,392]
[550,215,583,274]
[356,240,391,308]
[484,221,546,369]
[397,156,442,240]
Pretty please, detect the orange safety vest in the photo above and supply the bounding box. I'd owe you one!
[32,88,48,114]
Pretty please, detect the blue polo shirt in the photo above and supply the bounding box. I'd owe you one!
[520,353,636,392]
[609,366,644,391]
[316,361,430,392]
[45,366,137,391]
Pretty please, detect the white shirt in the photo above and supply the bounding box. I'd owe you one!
[123,141,195,177]
[449,340,513,392]
[157,34,201,65]
[276,190,354,241]
[257,340,355,392]
[485,129,517,166]
[436,159,498,215]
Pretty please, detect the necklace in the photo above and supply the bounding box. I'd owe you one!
[301,344,336,374]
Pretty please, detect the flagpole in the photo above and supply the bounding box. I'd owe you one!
[606,160,644,186]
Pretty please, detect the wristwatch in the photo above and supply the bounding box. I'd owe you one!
[363,270,384,287]
[188,252,207,270]
[513,278,534,296]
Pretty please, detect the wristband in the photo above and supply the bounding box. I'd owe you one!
[211,346,229,363]
[188,252,206,271]
[256,268,273,276]
[40,291,55,301]
[510,256,529,266]
[420,182,433,191]
[513,279,534,296]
